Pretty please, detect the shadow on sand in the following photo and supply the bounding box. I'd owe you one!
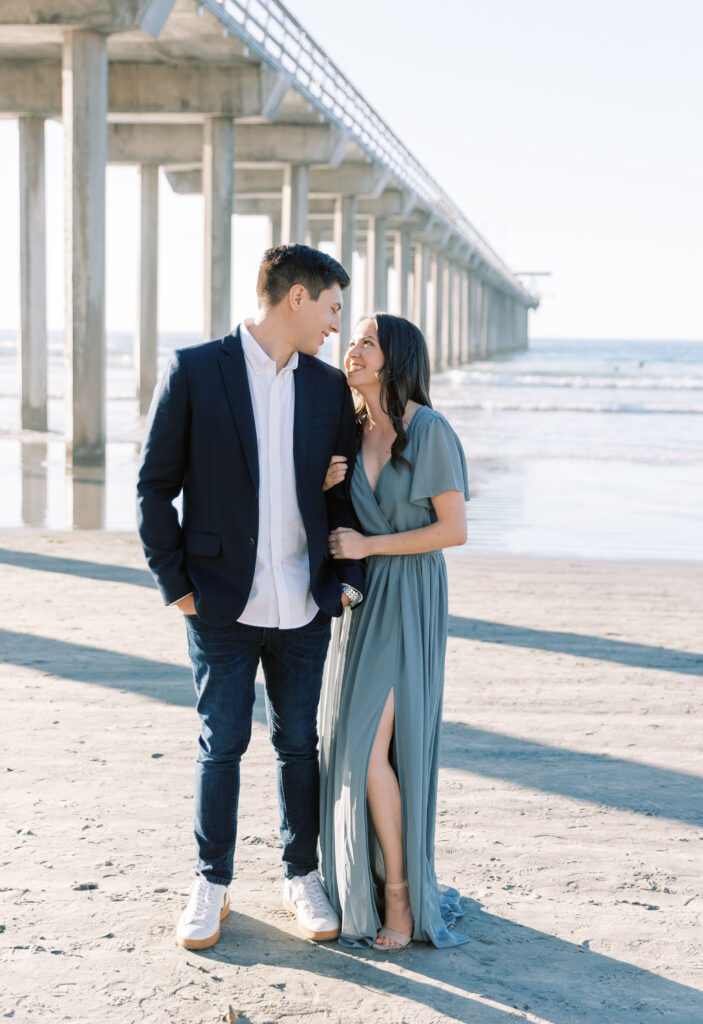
[449,614,703,678]
[0,547,154,588]
[2,549,702,676]
[197,903,702,1024]
[3,629,702,828]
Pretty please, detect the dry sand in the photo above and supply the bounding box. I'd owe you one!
[1,529,701,1024]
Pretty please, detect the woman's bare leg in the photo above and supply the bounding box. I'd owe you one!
[366,688,413,947]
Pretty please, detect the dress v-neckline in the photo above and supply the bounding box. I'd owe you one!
[360,406,426,498]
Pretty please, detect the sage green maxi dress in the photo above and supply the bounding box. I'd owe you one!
[319,405,471,948]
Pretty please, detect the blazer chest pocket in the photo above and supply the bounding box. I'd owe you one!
[185,530,221,557]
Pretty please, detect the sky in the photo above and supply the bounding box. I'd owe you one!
[0,0,701,340]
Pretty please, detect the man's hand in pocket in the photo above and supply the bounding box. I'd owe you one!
[175,594,196,615]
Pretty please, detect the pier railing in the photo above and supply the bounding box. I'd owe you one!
[200,0,533,301]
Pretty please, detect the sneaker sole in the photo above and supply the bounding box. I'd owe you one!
[282,895,340,941]
[177,900,231,950]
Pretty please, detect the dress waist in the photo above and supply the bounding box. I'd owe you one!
[366,549,445,563]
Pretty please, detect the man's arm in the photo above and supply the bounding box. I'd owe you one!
[136,350,192,606]
[324,382,365,598]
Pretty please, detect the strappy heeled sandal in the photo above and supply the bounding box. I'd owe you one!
[372,879,413,951]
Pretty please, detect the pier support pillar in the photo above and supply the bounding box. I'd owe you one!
[307,221,322,249]
[366,216,387,311]
[489,287,497,354]
[454,262,464,366]
[441,258,453,368]
[333,194,356,364]
[269,214,281,248]
[63,29,107,464]
[203,116,234,341]
[136,164,159,416]
[467,275,476,357]
[19,116,47,432]
[413,242,430,339]
[459,268,470,363]
[281,164,309,244]
[480,281,489,356]
[430,251,443,372]
[394,228,412,318]
[475,278,485,357]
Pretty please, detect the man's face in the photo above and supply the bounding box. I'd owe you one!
[295,284,343,355]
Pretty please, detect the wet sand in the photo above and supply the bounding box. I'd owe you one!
[1,529,702,1023]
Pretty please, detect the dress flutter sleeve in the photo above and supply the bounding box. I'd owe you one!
[409,412,470,509]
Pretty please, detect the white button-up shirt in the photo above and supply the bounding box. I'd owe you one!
[237,320,319,629]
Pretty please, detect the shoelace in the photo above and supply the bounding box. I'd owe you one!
[300,873,328,913]
[190,880,218,920]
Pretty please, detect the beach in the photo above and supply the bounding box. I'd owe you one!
[2,528,702,1023]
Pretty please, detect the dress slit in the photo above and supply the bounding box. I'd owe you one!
[362,679,396,904]
[365,685,404,875]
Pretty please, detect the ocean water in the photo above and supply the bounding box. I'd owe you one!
[0,331,701,561]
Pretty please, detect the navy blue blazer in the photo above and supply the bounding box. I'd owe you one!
[136,327,365,626]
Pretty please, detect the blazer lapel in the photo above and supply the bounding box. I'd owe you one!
[218,328,259,490]
[293,355,314,486]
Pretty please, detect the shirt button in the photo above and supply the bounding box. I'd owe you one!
[249,536,256,547]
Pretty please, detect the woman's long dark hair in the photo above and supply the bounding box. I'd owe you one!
[352,313,432,470]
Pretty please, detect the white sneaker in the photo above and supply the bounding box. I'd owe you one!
[176,877,230,949]
[282,869,340,941]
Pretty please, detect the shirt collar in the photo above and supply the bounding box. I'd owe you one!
[239,320,299,377]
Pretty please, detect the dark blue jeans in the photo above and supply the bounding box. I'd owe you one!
[184,610,331,885]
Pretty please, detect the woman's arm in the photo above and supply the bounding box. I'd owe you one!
[329,489,467,560]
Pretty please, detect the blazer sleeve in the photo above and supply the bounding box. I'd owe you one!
[324,381,366,597]
[136,350,192,605]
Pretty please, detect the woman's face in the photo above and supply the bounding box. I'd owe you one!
[345,318,384,388]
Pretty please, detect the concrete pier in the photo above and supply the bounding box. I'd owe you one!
[136,164,158,417]
[1,0,537,460]
[62,29,107,465]
[203,117,234,341]
[18,116,47,432]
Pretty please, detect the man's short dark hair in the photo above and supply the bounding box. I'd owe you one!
[257,244,350,309]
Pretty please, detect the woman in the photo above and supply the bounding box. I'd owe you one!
[319,313,470,950]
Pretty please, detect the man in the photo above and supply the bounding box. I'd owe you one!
[137,245,364,950]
